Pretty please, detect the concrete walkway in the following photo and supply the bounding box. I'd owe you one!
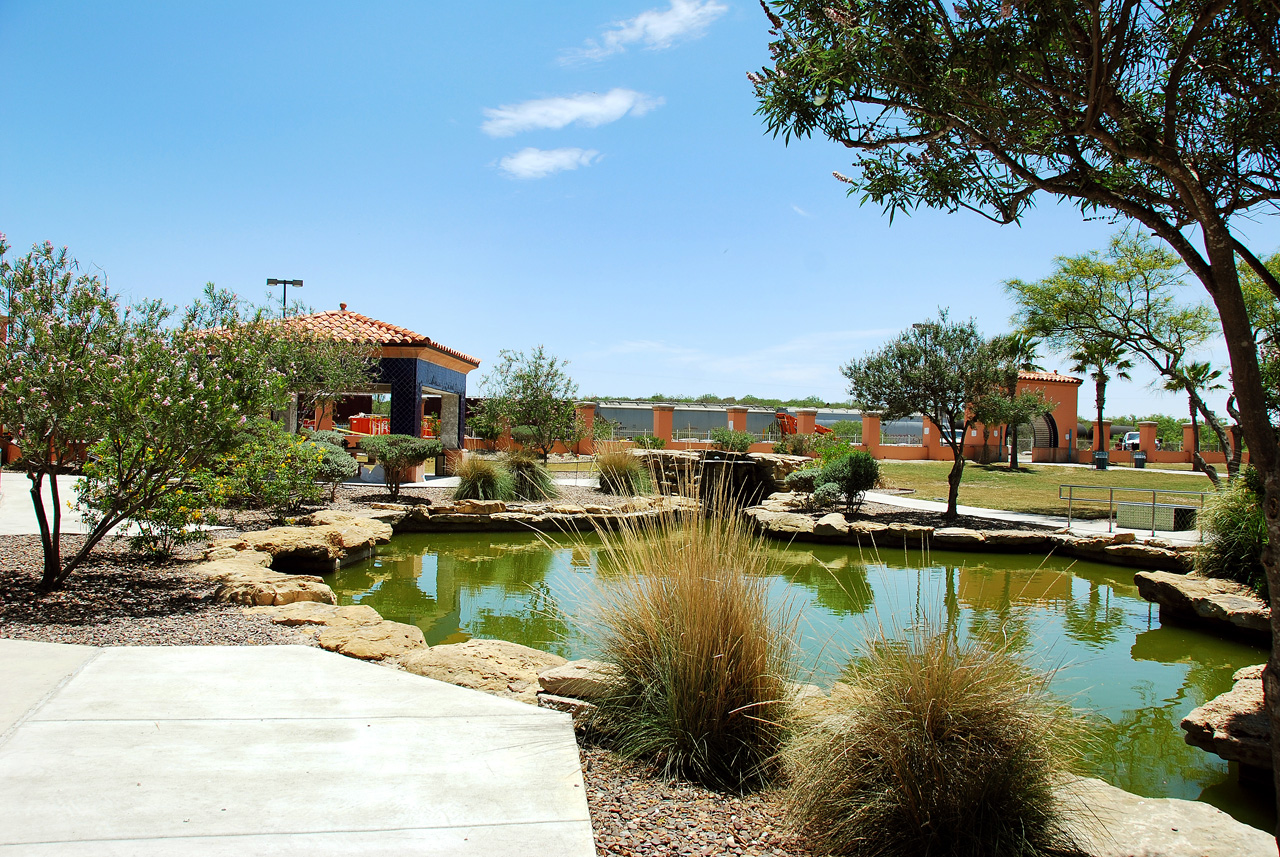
[0,639,593,856]
[0,475,93,536]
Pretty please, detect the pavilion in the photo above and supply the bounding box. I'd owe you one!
[282,304,480,450]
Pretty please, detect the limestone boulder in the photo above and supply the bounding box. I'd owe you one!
[982,530,1055,549]
[1134,571,1269,640]
[1181,664,1270,770]
[210,514,392,573]
[294,510,395,541]
[201,559,336,606]
[248,601,383,629]
[317,621,426,661]
[537,693,597,725]
[885,522,933,540]
[813,512,850,538]
[847,521,891,538]
[745,508,816,537]
[455,499,507,515]
[1058,775,1273,857]
[204,547,273,566]
[932,527,987,547]
[748,452,814,482]
[537,659,620,700]
[1103,542,1190,572]
[551,504,586,515]
[400,639,568,704]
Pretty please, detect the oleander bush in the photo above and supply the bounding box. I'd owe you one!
[1196,466,1268,597]
[632,433,666,449]
[596,449,652,495]
[452,454,515,502]
[711,427,755,453]
[587,501,798,790]
[504,448,558,501]
[783,624,1081,857]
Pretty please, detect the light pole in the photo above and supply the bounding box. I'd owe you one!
[266,278,303,317]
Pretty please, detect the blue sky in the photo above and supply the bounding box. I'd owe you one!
[3,1,1276,417]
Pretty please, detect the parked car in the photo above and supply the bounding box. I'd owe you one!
[1122,431,1141,450]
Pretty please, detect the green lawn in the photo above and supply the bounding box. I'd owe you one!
[875,460,1217,518]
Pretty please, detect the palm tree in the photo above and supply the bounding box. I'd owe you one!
[1069,339,1133,453]
[1163,361,1224,475]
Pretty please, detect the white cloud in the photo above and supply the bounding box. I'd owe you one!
[564,0,728,63]
[498,147,600,180]
[791,204,811,217]
[481,89,662,138]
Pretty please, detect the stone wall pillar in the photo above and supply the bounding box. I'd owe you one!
[315,403,335,432]
[575,402,596,455]
[861,413,881,457]
[923,416,943,458]
[652,404,674,443]
[1137,420,1158,454]
[726,406,748,433]
[440,393,461,450]
[1182,423,1197,460]
[796,408,818,435]
[1094,420,1112,452]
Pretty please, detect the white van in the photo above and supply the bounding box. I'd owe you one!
[1123,431,1141,450]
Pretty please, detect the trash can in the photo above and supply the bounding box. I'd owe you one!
[1093,451,1109,470]
[1133,451,1147,469]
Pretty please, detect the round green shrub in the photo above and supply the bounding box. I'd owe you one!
[711,427,755,453]
[632,433,666,449]
[811,482,842,510]
[1196,467,1267,597]
[306,429,348,448]
[785,467,824,493]
[819,451,880,512]
[362,434,443,499]
[309,440,359,501]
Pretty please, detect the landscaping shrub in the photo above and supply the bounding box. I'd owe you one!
[783,625,1080,857]
[204,418,326,519]
[810,482,842,511]
[453,455,515,502]
[1196,467,1267,597]
[362,434,443,500]
[784,467,824,493]
[310,440,359,501]
[773,433,815,456]
[306,429,348,448]
[814,434,858,463]
[587,505,798,790]
[819,451,880,513]
[827,420,862,439]
[710,427,755,453]
[632,433,666,449]
[504,449,558,501]
[596,450,651,495]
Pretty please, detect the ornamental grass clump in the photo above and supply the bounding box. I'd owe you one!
[595,449,651,495]
[452,455,515,502]
[1196,466,1268,597]
[588,501,798,791]
[504,449,558,501]
[783,625,1080,857]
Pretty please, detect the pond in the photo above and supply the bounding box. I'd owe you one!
[328,531,1273,831]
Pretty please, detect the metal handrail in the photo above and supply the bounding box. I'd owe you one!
[1058,484,1214,536]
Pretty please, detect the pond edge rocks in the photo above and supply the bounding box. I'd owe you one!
[1133,571,1270,643]
[1181,663,1271,772]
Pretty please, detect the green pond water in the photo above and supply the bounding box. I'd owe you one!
[328,532,1273,831]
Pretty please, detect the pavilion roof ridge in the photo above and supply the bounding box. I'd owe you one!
[283,307,480,366]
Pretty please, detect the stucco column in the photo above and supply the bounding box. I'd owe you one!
[652,404,674,442]
[1182,423,1197,459]
[440,394,461,450]
[1137,420,1158,453]
[316,403,335,432]
[861,413,881,457]
[922,417,943,458]
[796,408,818,435]
[1093,420,1112,452]
[575,402,596,455]
[726,406,748,432]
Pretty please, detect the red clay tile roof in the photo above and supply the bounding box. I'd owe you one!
[1018,370,1082,385]
[280,309,480,366]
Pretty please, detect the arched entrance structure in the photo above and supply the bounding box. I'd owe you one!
[962,370,1081,464]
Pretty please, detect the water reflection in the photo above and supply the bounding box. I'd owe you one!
[328,533,1272,830]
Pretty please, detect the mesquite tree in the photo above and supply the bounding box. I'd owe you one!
[754,2,1280,822]
[479,345,580,460]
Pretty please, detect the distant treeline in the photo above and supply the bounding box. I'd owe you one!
[585,393,854,409]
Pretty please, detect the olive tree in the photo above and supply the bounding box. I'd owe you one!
[479,345,580,460]
[842,313,1000,518]
[753,0,1280,816]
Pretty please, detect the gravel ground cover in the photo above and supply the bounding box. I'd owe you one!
[582,744,812,857]
[0,534,310,647]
